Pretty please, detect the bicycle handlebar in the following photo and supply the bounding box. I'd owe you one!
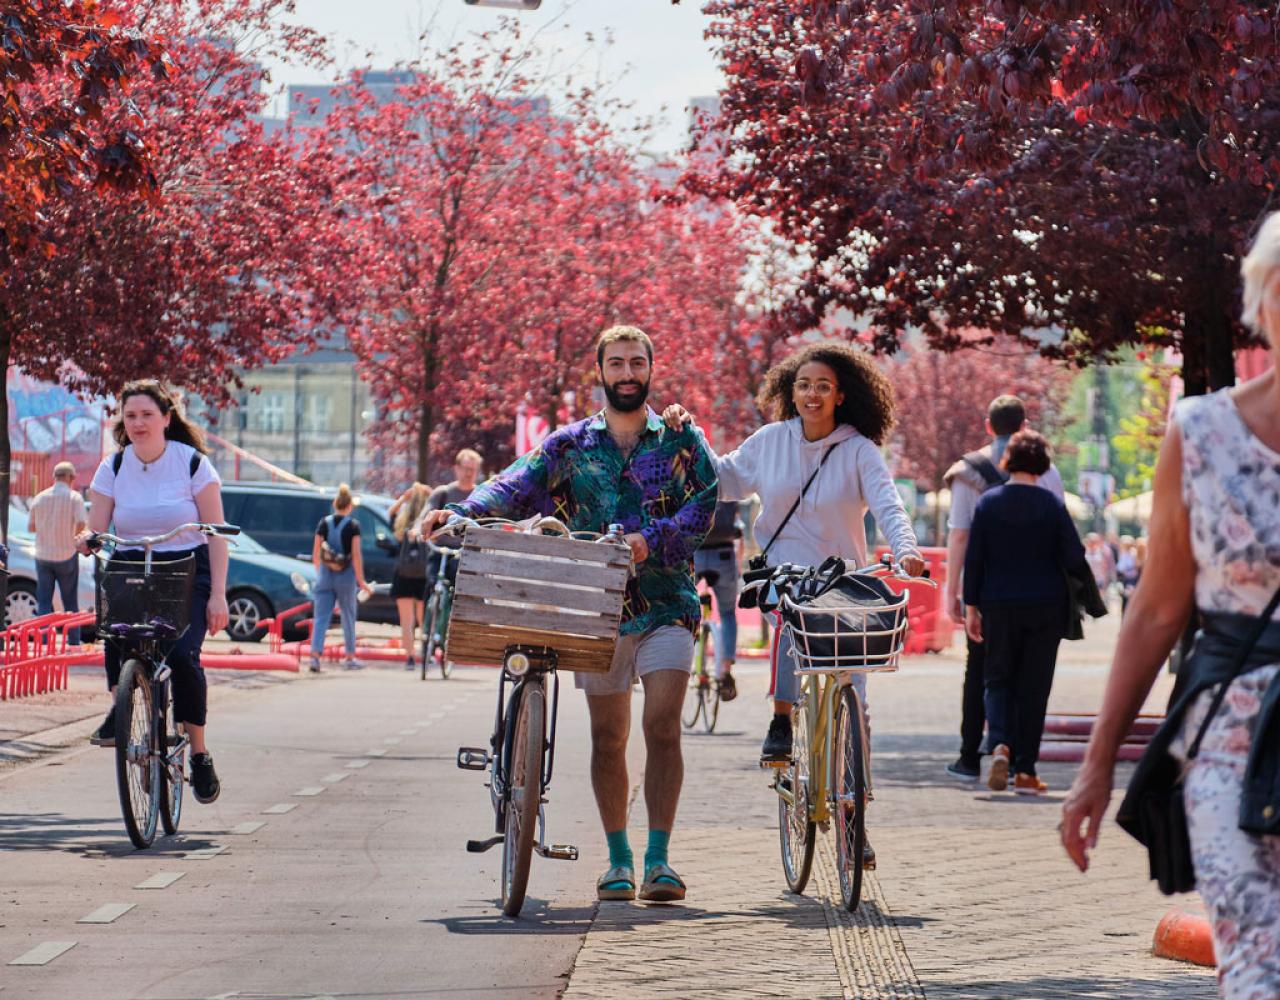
[85,522,241,553]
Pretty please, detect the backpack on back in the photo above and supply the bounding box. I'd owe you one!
[320,514,352,572]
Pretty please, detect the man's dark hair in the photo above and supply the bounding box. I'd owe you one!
[987,395,1027,437]
[595,325,654,367]
[1002,429,1051,476]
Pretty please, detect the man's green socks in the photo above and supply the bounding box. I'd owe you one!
[606,829,633,873]
[644,829,670,872]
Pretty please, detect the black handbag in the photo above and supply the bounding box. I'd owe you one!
[396,534,429,581]
[1115,584,1280,895]
[738,442,840,610]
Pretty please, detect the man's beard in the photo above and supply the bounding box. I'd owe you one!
[604,378,651,413]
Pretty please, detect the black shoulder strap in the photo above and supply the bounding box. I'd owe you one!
[759,442,841,562]
[1187,584,1280,759]
[111,449,200,477]
[962,450,1007,489]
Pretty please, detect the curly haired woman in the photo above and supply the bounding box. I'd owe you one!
[667,342,924,866]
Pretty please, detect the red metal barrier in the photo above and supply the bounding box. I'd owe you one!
[876,545,954,653]
[0,611,96,701]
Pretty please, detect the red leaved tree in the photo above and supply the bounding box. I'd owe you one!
[693,2,1280,394]
[1,1,327,518]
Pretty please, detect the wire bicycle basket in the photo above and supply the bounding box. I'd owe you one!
[96,555,196,641]
[782,573,911,675]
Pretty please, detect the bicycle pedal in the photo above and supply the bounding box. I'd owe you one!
[536,843,578,861]
[456,747,490,770]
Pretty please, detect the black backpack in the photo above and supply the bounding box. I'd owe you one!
[112,450,202,479]
[961,449,1007,491]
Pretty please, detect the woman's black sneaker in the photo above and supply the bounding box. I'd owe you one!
[760,714,793,763]
[89,708,117,747]
[190,753,221,803]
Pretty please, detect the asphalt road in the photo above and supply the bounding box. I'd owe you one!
[1,665,637,1000]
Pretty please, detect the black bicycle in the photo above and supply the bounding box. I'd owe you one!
[420,539,458,681]
[89,522,241,849]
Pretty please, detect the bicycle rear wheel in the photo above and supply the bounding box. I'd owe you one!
[833,683,868,911]
[421,591,441,682]
[682,664,704,730]
[115,659,160,849]
[501,677,545,916]
[700,624,720,733]
[777,696,816,894]
[158,679,184,836]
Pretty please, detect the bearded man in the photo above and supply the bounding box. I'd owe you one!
[420,324,717,903]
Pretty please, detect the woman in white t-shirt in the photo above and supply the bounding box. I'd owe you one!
[79,381,230,805]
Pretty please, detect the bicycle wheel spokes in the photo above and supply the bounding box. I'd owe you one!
[682,667,704,730]
[421,594,439,682]
[700,627,719,734]
[501,679,545,917]
[833,685,867,911]
[115,660,160,849]
[777,697,816,894]
[159,682,184,836]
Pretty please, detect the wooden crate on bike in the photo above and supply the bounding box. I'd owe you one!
[446,529,630,673]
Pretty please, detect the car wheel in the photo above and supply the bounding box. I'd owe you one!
[5,580,39,625]
[226,590,271,643]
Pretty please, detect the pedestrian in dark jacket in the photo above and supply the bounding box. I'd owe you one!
[964,430,1089,795]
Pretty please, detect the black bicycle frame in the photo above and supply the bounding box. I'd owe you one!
[487,662,561,834]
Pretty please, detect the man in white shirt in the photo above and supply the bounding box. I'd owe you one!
[29,461,88,644]
[942,396,1065,780]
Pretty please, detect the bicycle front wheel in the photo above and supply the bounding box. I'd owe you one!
[115,659,160,849]
[682,663,704,730]
[421,591,440,682]
[833,683,869,911]
[158,679,184,836]
[700,625,719,734]
[777,696,816,894]
[501,677,545,917]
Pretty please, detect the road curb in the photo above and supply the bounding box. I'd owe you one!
[1153,908,1216,968]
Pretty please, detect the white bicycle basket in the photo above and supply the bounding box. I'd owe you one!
[781,574,910,675]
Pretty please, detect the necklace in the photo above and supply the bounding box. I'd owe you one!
[138,444,167,472]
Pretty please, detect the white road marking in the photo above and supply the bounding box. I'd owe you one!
[229,821,266,835]
[184,845,227,860]
[364,749,387,757]
[382,737,402,746]
[398,728,418,736]
[77,903,135,924]
[294,786,325,797]
[320,772,349,784]
[344,760,371,770]
[9,941,76,966]
[263,803,298,814]
[135,871,186,890]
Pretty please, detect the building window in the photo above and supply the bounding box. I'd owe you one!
[305,393,331,432]
[260,393,285,433]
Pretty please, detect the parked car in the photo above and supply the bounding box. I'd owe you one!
[224,531,318,642]
[3,507,96,625]
[219,483,401,623]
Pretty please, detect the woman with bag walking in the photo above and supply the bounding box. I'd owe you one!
[1061,214,1280,998]
[666,342,923,865]
[388,483,430,670]
[962,430,1094,795]
[308,484,372,672]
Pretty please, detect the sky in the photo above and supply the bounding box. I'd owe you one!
[266,1,727,153]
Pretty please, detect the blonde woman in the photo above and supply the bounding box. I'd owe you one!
[308,484,372,672]
[388,483,429,670]
[1062,214,1280,998]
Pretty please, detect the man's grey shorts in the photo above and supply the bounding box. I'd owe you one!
[575,625,694,696]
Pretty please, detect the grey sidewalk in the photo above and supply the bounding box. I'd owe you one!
[563,618,1217,999]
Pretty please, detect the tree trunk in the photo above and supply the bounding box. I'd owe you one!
[1206,304,1236,391]
[0,316,10,543]
[416,397,433,484]
[1181,318,1207,397]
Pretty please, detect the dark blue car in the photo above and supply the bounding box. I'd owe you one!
[225,532,319,642]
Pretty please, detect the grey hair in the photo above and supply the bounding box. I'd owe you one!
[1240,212,1280,333]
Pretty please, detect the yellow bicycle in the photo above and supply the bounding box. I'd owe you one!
[749,556,934,910]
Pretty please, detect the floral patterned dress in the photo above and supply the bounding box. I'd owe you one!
[1172,388,1280,999]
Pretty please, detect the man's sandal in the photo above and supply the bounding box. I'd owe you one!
[639,862,686,903]
[597,865,636,901]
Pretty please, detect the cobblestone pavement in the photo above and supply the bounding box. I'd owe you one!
[562,616,1218,999]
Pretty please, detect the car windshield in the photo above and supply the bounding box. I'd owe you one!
[7,506,32,541]
[233,532,269,555]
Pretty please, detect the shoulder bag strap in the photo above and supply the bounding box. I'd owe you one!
[1187,584,1280,760]
[759,442,840,562]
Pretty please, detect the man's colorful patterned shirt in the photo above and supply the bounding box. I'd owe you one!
[449,408,718,636]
